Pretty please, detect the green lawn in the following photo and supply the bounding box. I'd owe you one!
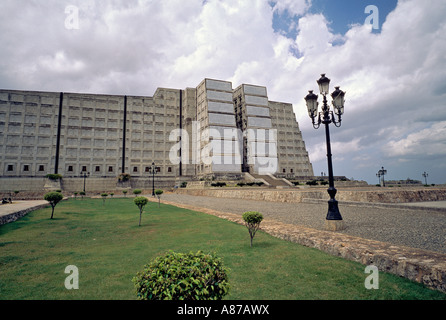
[0,198,445,300]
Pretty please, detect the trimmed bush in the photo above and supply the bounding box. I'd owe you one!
[133,189,142,196]
[242,211,264,247]
[154,189,163,207]
[46,173,62,180]
[101,193,108,205]
[134,196,148,226]
[44,191,64,219]
[132,250,230,300]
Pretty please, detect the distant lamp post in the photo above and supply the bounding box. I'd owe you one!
[422,171,429,185]
[148,162,158,197]
[304,74,346,231]
[377,167,387,187]
[82,171,90,193]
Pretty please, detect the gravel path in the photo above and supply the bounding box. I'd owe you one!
[162,193,446,254]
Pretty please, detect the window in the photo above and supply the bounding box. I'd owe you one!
[95,166,100,172]
[7,165,13,171]
[38,165,45,172]
[82,166,87,172]
[290,168,294,173]
[145,167,150,172]
[156,167,161,173]
[168,167,172,173]
[23,165,29,172]
[108,166,113,172]
[133,167,138,173]
[282,168,286,173]
[68,166,73,172]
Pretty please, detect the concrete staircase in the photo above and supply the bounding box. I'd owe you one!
[248,173,293,188]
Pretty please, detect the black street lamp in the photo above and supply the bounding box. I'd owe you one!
[82,171,90,193]
[304,74,345,231]
[148,162,157,197]
[422,171,428,185]
[377,167,387,186]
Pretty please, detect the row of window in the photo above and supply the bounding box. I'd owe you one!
[6,164,45,172]
[4,164,174,174]
[71,165,173,174]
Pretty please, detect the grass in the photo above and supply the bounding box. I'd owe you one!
[0,198,445,300]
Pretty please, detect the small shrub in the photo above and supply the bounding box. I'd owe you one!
[306,180,318,186]
[236,182,246,187]
[44,191,64,219]
[132,250,230,300]
[211,182,226,187]
[133,189,142,196]
[242,211,264,247]
[123,190,128,197]
[134,196,148,226]
[155,189,163,207]
[79,191,86,199]
[118,173,131,182]
[46,173,62,180]
[101,193,108,205]
[180,182,187,188]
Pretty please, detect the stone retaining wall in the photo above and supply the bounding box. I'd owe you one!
[175,187,446,203]
[0,203,49,225]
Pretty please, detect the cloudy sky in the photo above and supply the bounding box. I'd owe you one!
[1,0,446,184]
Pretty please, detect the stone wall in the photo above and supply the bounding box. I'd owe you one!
[174,187,446,203]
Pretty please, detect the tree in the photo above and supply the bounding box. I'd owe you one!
[79,191,85,199]
[122,190,128,197]
[242,211,264,247]
[101,193,108,205]
[155,189,163,207]
[134,196,148,226]
[133,189,142,197]
[73,192,78,199]
[44,191,64,219]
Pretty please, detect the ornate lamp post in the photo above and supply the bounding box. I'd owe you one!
[304,74,346,231]
[148,162,157,197]
[82,171,90,193]
[377,167,387,186]
[422,171,428,185]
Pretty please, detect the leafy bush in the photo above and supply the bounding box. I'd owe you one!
[132,250,230,300]
[46,173,62,180]
[180,182,187,188]
[118,173,131,182]
[306,180,318,186]
[101,193,108,205]
[44,191,64,219]
[134,196,148,226]
[242,211,264,247]
[211,182,226,187]
[133,189,142,196]
[155,189,163,207]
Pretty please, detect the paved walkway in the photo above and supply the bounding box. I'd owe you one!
[0,200,48,217]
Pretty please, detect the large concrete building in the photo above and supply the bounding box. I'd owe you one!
[0,78,313,192]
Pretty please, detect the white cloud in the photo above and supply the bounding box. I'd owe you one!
[383,122,446,158]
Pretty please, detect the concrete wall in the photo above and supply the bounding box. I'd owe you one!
[175,187,446,203]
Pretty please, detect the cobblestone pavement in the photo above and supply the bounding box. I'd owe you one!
[161,193,446,254]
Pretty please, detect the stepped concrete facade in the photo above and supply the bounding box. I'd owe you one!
[0,78,313,192]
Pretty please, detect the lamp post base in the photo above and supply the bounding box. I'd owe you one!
[325,219,346,231]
